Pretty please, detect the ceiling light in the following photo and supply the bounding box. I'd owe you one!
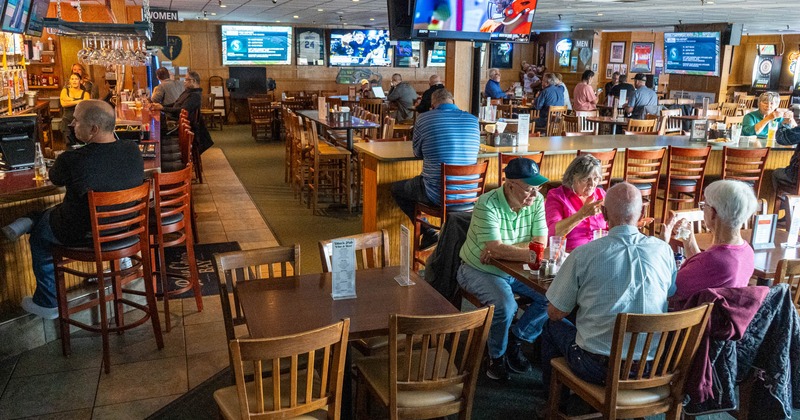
[352,0,359,2]
[596,12,603,16]
[276,20,281,22]
[707,0,714,3]
[317,8,323,11]
[293,15,299,18]
[370,18,375,21]
[211,12,216,15]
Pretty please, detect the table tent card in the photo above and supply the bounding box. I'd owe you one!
[395,225,415,286]
[785,195,800,248]
[318,97,327,119]
[518,113,530,139]
[750,214,777,250]
[331,238,357,300]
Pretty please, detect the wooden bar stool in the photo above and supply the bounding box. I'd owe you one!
[578,148,617,191]
[499,152,544,186]
[656,145,712,225]
[53,182,163,373]
[149,163,203,332]
[622,148,666,230]
[703,146,770,196]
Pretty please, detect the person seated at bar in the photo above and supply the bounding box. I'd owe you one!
[390,88,479,249]
[150,67,185,107]
[627,73,658,119]
[485,68,513,100]
[742,91,797,138]
[660,180,757,307]
[1,100,144,319]
[573,70,598,111]
[533,73,565,131]
[607,73,634,103]
[457,158,550,381]
[149,71,203,119]
[416,74,445,114]
[545,154,606,252]
[774,123,800,194]
[541,182,676,390]
[386,73,417,122]
[60,73,91,147]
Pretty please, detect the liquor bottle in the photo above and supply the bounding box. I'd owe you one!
[34,142,47,181]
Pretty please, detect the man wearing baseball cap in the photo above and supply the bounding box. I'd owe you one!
[627,73,658,119]
[457,157,550,381]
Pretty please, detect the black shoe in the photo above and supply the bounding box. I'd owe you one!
[486,355,510,381]
[419,231,440,250]
[507,332,532,373]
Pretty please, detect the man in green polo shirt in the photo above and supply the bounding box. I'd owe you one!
[457,157,549,381]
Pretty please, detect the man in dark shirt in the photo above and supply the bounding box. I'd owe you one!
[603,71,619,101]
[608,73,635,103]
[417,74,445,114]
[774,125,800,211]
[3,100,144,319]
[150,71,202,120]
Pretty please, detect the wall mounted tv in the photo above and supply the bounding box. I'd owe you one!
[1,0,31,34]
[24,0,48,37]
[664,32,721,77]
[427,41,446,67]
[394,41,420,67]
[329,29,391,67]
[412,0,537,43]
[221,25,292,66]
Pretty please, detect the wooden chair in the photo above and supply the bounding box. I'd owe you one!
[575,110,598,133]
[499,152,544,186]
[660,108,683,135]
[548,304,712,420]
[290,113,313,200]
[319,230,390,273]
[53,182,163,373]
[247,97,275,141]
[413,161,489,270]
[213,245,301,382]
[355,307,494,420]
[623,148,667,226]
[626,118,658,133]
[382,115,396,139]
[780,95,791,109]
[738,95,756,110]
[306,119,352,215]
[496,104,513,119]
[578,148,617,191]
[326,96,343,110]
[720,146,770,197]
[545,105,568,136]
[562,114,582,135]
[774,259,800,314]
[214,319,350,420]
[723,114,744,128]
[656,146,712,225]
[624,130,660,136]
[361,98,386,132]
[201,93,224,130]
[720,102,741,117]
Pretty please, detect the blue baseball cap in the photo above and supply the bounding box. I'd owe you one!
[504,157,549,187]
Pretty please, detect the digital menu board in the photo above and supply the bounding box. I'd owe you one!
[221,25,293,66]
[664,32,720,76]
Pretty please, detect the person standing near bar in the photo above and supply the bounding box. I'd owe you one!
[151,67,185,107]
[150,71,202,119]
[71,63,99,99]
[60,73,91,147]
[627,73,658,119]
[573,70,598,111]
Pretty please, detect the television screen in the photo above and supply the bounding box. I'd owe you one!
[758,44,776,56]
[221,25,292,66]
[2,0,31,34]
[427,41,446,67]
[329,29,391,67]
[296,28,325,66]
[24,0,47,37]
[412,0,536,43]
[394,41,420,67]
[489,42,513,69]
[664,32,721,77]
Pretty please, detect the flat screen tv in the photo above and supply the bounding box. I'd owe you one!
[394,41,420,67]
[664,32,721,77]
[329,29,391,67]
[412,0,537,43]
[24,0,47,37]
[221,25,292,66]
[2,0,31,34]
[427,41,446,67]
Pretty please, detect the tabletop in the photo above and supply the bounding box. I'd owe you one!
[586,116,630,125]
[694,229,793,279]
[490,258,553,295]
[297,109,381,131]
[236,266,458,340]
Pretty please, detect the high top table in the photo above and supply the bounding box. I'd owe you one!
[297,109,380,150]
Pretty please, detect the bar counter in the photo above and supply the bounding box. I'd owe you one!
[0,106,160,312]
[356,134,794,265]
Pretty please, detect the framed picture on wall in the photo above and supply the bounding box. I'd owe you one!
[490,42,513,69]
[630,42,654,73]
[609,41,625,63]
[295,28,325,66]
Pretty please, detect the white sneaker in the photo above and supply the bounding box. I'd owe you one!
[21,296,59,320]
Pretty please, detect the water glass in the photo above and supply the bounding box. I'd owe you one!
[549,236,566,261]
[592,229,608,240]
[767,120,779,141]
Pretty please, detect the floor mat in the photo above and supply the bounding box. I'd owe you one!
[158,242,241,298]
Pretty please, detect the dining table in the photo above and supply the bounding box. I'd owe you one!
[694,229,793,282]
[586,116,630,135]
[490,258,554,295]
[297,109,380,150]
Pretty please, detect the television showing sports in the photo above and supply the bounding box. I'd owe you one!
[394,41,420,68]
[1,0,31,34]
[329,29,391,67]
[221,25,292,66]
[412,0,537,43]
[24,0,47,37]
[427,42,446,67]
[664,32,721,77]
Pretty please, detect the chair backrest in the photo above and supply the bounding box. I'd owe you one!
[575,110,598,133]
[780,95,791,109]
[738,95,755,109]
[623,148,666,193]
[86,181,151,260]
[660,108,683,134]
[388,307,494,419]
[775,259,800,311]
[499,152,544,185]
[201,93,215,111]
[603,304,712,412]
[325,96,343,109]
[577,149,617,191]
[382,115,396,139]
[626,118,658,133]
[721,146,770,197]
[723,115,744,128]
[318,230,390,272]
[249,98,274,121]
[665,145,712,187]
[228,319,349,419]
[546,105,568,136]
[361,98,385,129]
[562,114,581,135]
[438,161,490,220]
[152,163,193,237]
[720,102,740,117]
[496,104,512,119]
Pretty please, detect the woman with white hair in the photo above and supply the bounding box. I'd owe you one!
[661,180,758,304]
[742,91,796,138]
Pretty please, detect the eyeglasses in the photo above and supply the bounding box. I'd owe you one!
[580,175,603,184]
[512,180,540,195]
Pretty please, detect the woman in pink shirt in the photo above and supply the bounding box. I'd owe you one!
[545,154,607,252]
[572,70,598,111]
[661,180,758,305]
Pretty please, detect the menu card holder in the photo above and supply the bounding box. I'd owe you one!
[517,114,530,143]
[394,225,415,286]
[750,214,777,250]
[784,196,800,248]
[689,120,708,142]
[318,97,327,120]
[331,239,357,300]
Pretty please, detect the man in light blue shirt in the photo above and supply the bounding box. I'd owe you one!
[626,73,659,119]
[541,182,676,389]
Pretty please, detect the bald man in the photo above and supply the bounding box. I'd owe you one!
[416,74,445,114]
[541,182,676,389]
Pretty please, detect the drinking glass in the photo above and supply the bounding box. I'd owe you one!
[731,124,742,143]
[548,236,566,261]
[767,120,779,142]
[592,229,608,240]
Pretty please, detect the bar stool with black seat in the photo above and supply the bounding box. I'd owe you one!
[656,145,712,226]
[412,161,489,270]
[149,163,202,332]
[53,182,163,374]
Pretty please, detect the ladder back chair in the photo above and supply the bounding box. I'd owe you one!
[626,118,658,133]
[545,105,568,136]
[738,95,756,110]
[578,149,617,191]
[306,119,352,215]
[720,146,770,197]
[720,102,741,117]
[247,97,275,141]
[657,146,712,225]
[575,110,599,133]
[382,115,396,139]
[499,152,544,186]
[623,147,667,226]
[780,95,791,109]
[660,108,683,135]
[723,115,744,128]
[562,114,582,136]
[201,93,224,130]
[318,230,390,273]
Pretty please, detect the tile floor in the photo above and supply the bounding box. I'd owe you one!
[0,147,279,419]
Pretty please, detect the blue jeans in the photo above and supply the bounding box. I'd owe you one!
[28,208,61,308]
[456,263,549,359]
[541,319,608,395]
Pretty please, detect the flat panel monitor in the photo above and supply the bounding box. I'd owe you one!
[664,32,721,77]
[427,41,446,67]
[221,25,293,66]
[329,29,391,67]
[2,0,31,34]
[758,44,776,56]
[24,0,47,37]
[412,0,537,43]
[394,40,420,67]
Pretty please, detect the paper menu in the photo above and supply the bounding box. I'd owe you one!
[394,225,415,286]
[331,239,357,300]
[786,196,800,247]
[517,114,530,139]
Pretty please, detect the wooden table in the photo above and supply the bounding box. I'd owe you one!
[586,116,629,135]
[694,229,793,280]
[297,109,380,150]
[490,258,552,295]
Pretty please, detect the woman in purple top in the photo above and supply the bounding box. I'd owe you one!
[545,154,607,252]
[661,180,758,305]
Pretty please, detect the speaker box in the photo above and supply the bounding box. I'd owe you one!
[724,23,743,46]
[387,0,413,40]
